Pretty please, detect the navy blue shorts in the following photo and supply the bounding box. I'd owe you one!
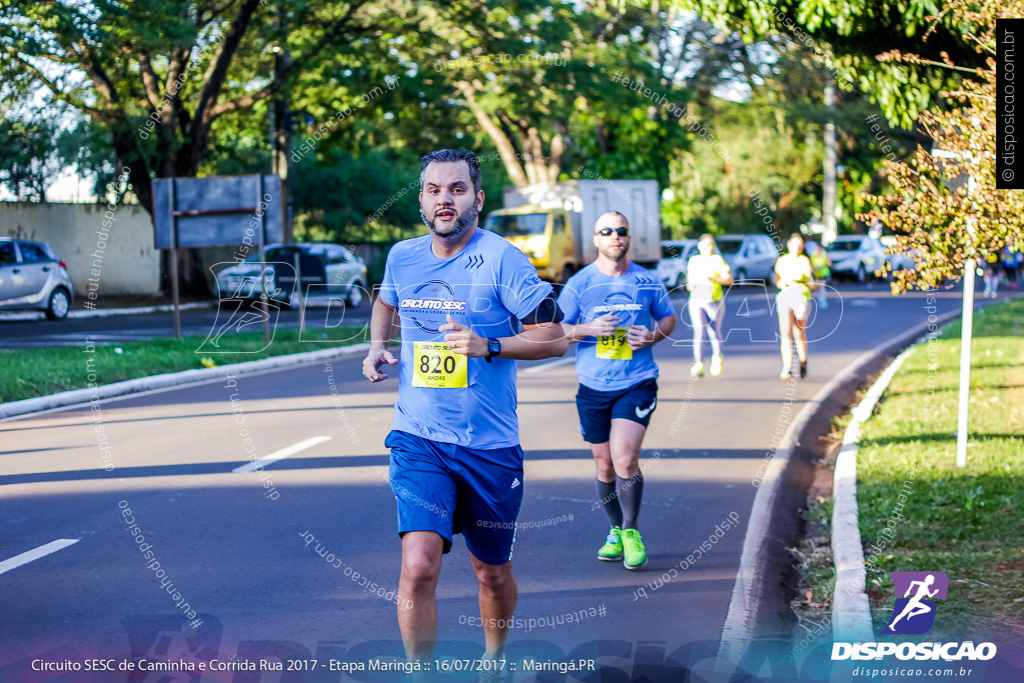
[385,430,524,565]
[575,378,658,444]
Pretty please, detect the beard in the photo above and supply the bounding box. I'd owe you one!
[421,203,479,241]
[598,241,629,261]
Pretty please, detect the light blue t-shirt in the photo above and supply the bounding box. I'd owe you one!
[558,261,675,392]
[379,229,553,448]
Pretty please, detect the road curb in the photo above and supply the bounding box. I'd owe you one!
[717,304,965,662]
[0,302,216,322]
[830,345,917,642]
[828,305,964,642]
[0,343,371,421]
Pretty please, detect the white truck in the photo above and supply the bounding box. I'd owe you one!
[482,180,661,282]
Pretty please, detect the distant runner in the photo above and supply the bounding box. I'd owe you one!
[774,233,816,381]
[558,211,676,570]
[685,234,733,377]
[805,239,831,310]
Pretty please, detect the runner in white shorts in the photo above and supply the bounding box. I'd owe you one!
[685,234,733,377]
[774,233,816,381]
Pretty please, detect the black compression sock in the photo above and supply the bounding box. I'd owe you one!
[595,479,623,528]
[617,472,644,530]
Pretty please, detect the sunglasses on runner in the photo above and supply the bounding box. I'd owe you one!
[597,227,629,237]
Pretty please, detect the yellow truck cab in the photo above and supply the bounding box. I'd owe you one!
[484,205,578,282]
[483,180,661,282]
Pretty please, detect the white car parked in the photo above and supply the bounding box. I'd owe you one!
[657,239,698,288]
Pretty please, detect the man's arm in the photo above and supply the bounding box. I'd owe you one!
[362,297,400,382]
[439,315,568,361]
[561,312,620,344]
[626,313,677,351]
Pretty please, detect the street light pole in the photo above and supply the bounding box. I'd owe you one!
[270,5,292,243]
[823,79,838,246]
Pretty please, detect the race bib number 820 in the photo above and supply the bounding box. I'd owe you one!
[413,342,468,388]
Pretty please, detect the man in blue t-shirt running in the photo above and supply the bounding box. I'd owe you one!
[558,211,676,570]
[362,149,567,667]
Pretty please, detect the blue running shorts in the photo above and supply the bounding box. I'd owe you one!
[386,430,525,565]
[575,378,659,444]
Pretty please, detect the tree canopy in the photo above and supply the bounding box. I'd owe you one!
[684,0,986,128]
[863,0,1024,293]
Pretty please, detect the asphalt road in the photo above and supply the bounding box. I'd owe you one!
[0,283,966,681]
[0,296,373,349]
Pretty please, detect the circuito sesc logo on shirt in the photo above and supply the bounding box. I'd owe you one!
[400,280,467,333]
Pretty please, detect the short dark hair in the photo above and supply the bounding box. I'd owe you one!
[420,149,482,194]
[595,210,629,231]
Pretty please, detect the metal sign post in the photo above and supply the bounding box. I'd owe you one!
[293,250,305,335]
[168,179,181,339]
[152,174,283,345]
[257,174,270,348]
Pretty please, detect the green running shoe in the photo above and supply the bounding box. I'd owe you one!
[622,528,647,570]
[597,526,623,561]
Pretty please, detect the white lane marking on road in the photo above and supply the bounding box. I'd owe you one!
[0,538,80,575]
[523,356,576,374]
[232,436,332,473]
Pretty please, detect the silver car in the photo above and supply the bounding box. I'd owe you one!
[715,234,779,285]
[0,238,74,320]
[216,243,367,307]
[826,236,887,282]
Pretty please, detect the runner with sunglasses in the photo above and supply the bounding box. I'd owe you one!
[557,211,676,570]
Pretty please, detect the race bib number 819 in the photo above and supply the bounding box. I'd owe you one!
[413,341,468,388]
[596,328,632,360]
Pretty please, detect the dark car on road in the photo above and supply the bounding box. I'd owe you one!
[0,238,74,320]
[215,243,367,307]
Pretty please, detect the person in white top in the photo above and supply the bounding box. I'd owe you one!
[685,234,733,377]
[774,233,817,380]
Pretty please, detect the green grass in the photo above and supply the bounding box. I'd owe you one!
[794,299,1024,642]
[855,299,1024,639]
[1,326,368,404]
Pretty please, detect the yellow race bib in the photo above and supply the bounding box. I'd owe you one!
[596,328,633,360]
[413,342,468,388]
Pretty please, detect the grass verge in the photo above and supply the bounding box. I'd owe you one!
[1,326,367,404]
[792,297,1024,643]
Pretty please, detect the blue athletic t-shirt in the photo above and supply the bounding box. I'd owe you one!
[379,229,553,448]
[558,261,675,392]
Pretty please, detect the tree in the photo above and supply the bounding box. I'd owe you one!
[684,0,986,128]
[862,0,1024,294]
[404,0,701,188]
[0,115,63,201]
[0,0,391,293]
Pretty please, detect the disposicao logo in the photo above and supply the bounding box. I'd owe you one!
[884,570,948,635]
[832,570,997,662]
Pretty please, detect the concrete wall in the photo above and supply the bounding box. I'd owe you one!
[0,201,161,296]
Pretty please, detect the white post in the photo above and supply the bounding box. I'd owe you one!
[955,174,977,468]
